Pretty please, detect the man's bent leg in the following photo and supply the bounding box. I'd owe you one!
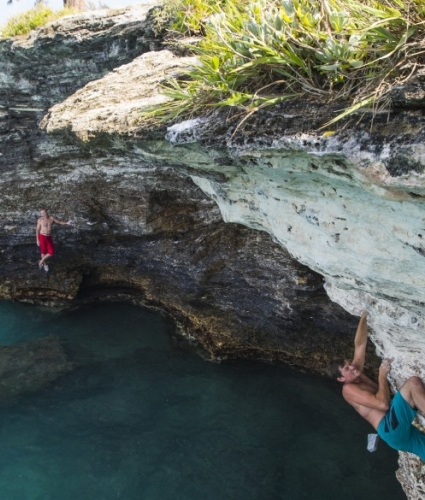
[39,235,54,267]
[400,377,425,414]
[399,377,425,461]
[40,253,52,266]
[377,392,425,460]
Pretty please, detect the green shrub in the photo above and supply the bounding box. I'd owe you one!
[142,0,425,129]
[1,5,76,38]
[155,0,240,36]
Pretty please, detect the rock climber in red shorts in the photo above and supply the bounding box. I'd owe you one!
[36,208,72,272]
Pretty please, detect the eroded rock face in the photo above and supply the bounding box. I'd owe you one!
[0,6,358,372]
[3,4,425,497]
[0,152,358,370]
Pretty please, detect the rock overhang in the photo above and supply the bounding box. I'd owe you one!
[4,5,425,494]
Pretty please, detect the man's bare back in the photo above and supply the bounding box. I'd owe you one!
[342,369,388,429]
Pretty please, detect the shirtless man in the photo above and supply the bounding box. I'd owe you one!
[327,311,425,460]
[36,208,72,272]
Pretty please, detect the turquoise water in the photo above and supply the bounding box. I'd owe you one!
[0,301,405,500]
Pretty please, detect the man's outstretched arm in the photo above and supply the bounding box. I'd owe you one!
[375,359,391,407]
[352,311,368,372]
[52,216,72,226]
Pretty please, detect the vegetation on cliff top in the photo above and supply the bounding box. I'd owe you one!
[144,0,425,130]
[1,4,76,38]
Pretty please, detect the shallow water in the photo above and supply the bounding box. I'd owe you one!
[0,301,405,500]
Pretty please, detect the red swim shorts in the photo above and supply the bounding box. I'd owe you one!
[38,234,54,256]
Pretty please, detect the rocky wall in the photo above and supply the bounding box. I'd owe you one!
[0,6,358,372]
[3,4,425,497]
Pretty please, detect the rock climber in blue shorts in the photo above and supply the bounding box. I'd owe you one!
[327,311,425,460]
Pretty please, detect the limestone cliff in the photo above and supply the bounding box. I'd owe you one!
[2,4,425,497]
[0,4,357,372]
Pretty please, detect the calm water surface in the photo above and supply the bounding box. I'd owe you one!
[0,301,405,500]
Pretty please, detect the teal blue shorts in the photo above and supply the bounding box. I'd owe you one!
[377,391,425,461]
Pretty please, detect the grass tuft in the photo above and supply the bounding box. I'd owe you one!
[142,0,425,130]
[1,5,76,38]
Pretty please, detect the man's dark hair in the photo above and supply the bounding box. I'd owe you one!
[326,358,346,380]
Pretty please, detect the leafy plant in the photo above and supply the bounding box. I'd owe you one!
[164,0,238,36]
[142,0,425,130]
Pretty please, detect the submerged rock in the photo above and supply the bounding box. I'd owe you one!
[0,336,73,399]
